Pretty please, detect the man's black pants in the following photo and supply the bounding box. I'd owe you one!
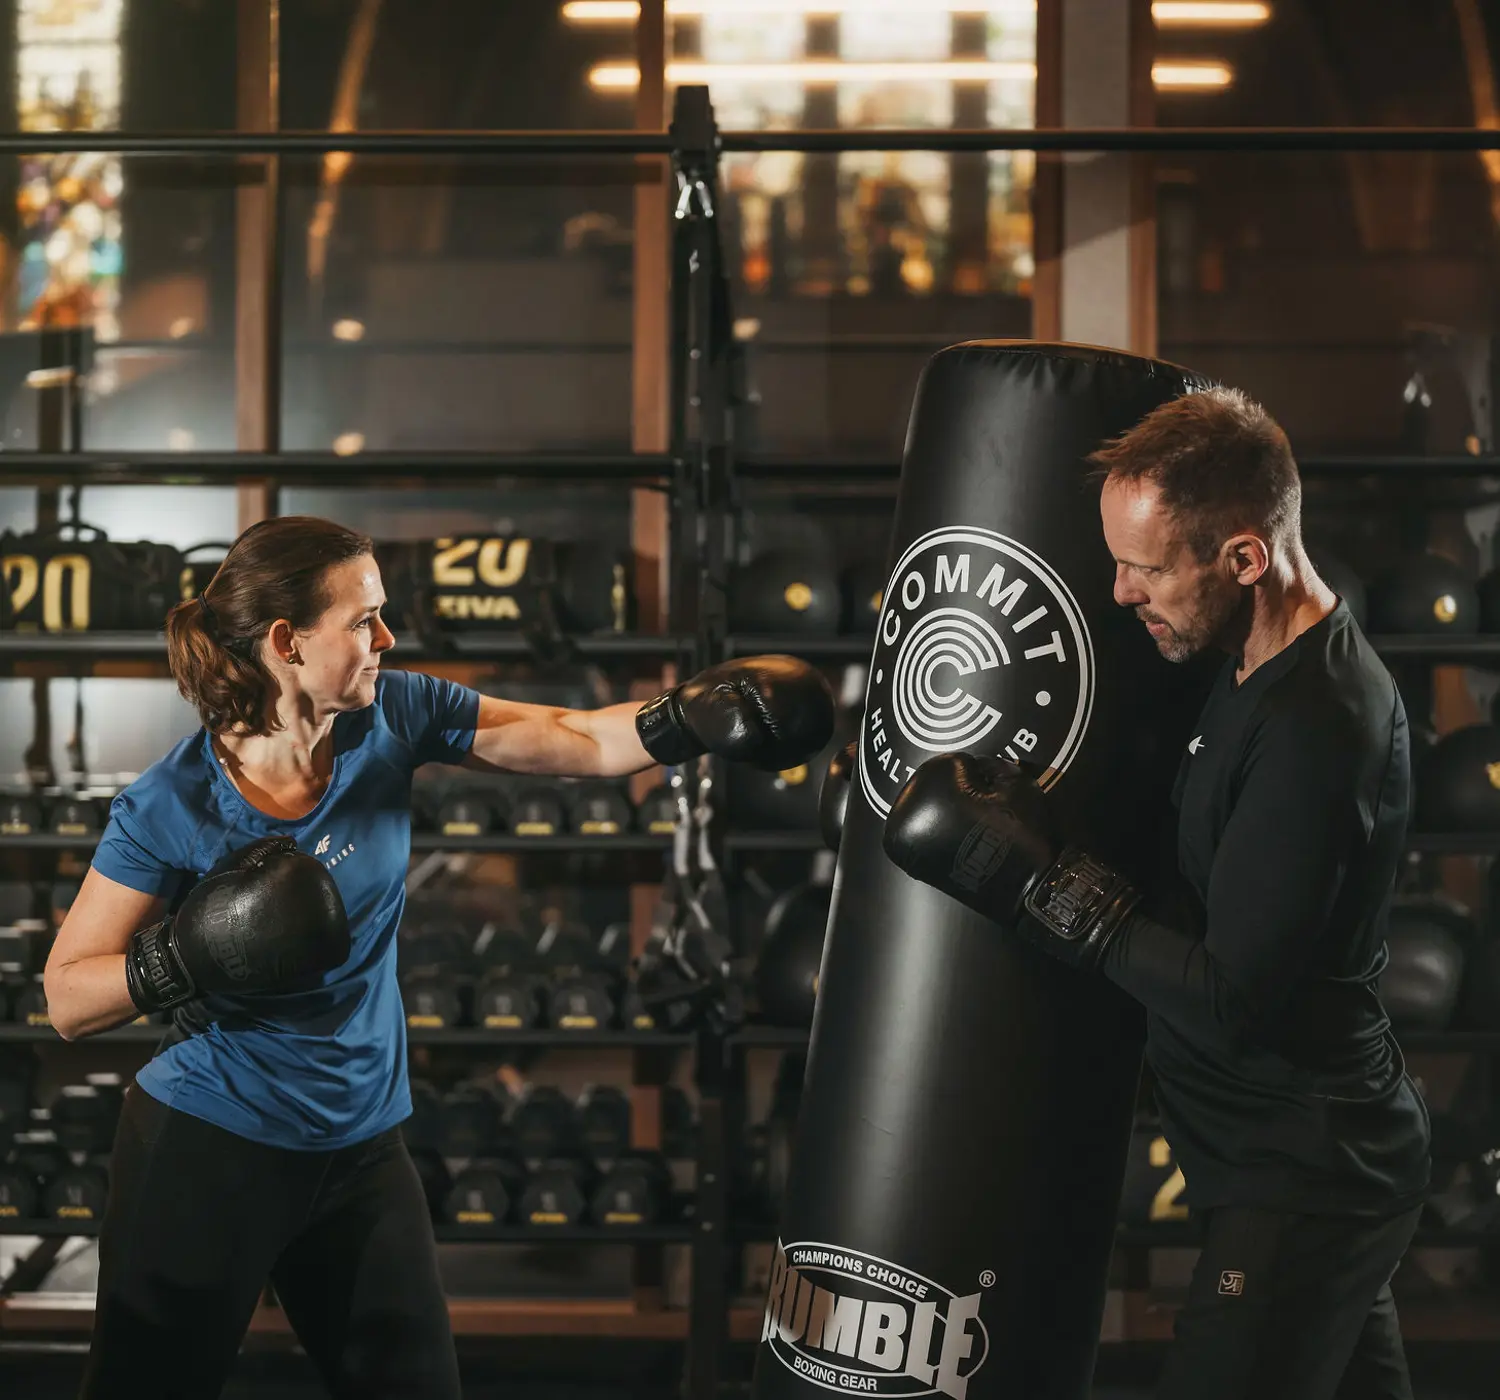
[79,1085,461,1399]
[1156,1202,1423,1400]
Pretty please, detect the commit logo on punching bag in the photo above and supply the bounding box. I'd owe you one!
[860,526,1094,817]
[762,1241,988,1400]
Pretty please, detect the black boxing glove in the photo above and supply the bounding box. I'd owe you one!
[636,655,836,772]
[125,836,351,1014]
[882,752,1139,972]
[819,739,857,852]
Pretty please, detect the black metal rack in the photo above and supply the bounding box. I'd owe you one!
[0,1218,695,1244]
[9,92,1500,1388]
[0,451,677,486]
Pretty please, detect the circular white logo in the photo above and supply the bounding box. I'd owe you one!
[860,525,1094,817]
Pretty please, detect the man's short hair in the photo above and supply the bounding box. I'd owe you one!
[1088,386,1301,563]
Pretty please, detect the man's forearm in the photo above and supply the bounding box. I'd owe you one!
[1101,911,1257,1044]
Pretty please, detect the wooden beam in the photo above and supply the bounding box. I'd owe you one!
[1127,0,1157,356]
[1031,0,1062,342]
[632,0,670,637]
[235,0,280,530]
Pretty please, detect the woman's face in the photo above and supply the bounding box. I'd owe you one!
[289,554,395,711]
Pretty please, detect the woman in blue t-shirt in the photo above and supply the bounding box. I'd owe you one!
[43,515,834,1399]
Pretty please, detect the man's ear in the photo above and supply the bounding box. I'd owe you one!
[1222,533,1269,587]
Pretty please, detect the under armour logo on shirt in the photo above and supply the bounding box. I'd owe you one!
[1188,735,1206,755]
[314,834,332,856]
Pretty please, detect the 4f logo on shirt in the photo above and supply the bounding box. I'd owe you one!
[313,834,356,868]
[1218,1270,1245,1297]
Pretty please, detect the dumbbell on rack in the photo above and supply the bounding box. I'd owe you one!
[398,921,477,1030]
[437,1082,512,1159]
[443,1157,525,1227]
[590,1151,674,1227]
[577,1085,632,1160]
[535,921,617,1032]
[0,794,44,836]
[518,1158,596,1227]
[567,782,634,837]
[472,927,544,1030]
[3,1117,108,1225]
[49,795,103,839]
[634,785,678,836]
[510,1086,579,1161]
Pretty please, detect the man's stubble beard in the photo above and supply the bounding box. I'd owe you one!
[1144,584,1246,664]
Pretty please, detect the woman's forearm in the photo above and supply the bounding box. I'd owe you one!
[44,953,143,1041]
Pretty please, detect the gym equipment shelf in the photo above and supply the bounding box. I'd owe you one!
[0,1295,760,1342]
[734,453,1500,482]
[0,832,675,854]
[0,450,677,486]
[0,631,685,662]
[13,1021,1486,1053]
[0,1219,693,1244]
[727,830,1500,857]
[726,1026,1500,1053]
[722,831,824,853]
[1406,833,1500,854]
[0,1023,694,1049]
[723,633,1500,665]
[1112,1223,1496,1249]
[726,635,872,661]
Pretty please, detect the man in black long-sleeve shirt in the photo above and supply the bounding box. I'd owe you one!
[883,386,1431,1400]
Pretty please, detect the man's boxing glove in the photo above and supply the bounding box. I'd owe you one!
[125,836,351,1013]
[882,752,1139,972]
[635,655,836,772]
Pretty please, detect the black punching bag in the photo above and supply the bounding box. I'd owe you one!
[750,343,1214,1400]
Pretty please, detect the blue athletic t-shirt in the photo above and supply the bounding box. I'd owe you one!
[89,669,479,1151]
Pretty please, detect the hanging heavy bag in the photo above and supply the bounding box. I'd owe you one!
[750,342,1214,1400]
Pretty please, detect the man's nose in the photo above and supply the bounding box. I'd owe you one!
[1113,566,1145,608]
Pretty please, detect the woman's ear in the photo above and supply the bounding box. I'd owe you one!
[267,619,300,665]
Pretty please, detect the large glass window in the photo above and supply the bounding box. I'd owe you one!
[1152,6,1500,455]
[279,1,641,451]
[572,1,1039,456]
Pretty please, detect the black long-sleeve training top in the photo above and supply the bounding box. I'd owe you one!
[1101,599,1431,1216]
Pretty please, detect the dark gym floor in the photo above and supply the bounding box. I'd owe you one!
[0,1340,1497,1398]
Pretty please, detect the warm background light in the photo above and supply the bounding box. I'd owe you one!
[591,60,1236,92]
[1152,2,1270,26]
[563,1,1268,21]
[1151,60,1235,87]
[563,1,1035,19]
[590,60,1038,89]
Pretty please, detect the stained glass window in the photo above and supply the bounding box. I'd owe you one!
[16,0,125,339]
